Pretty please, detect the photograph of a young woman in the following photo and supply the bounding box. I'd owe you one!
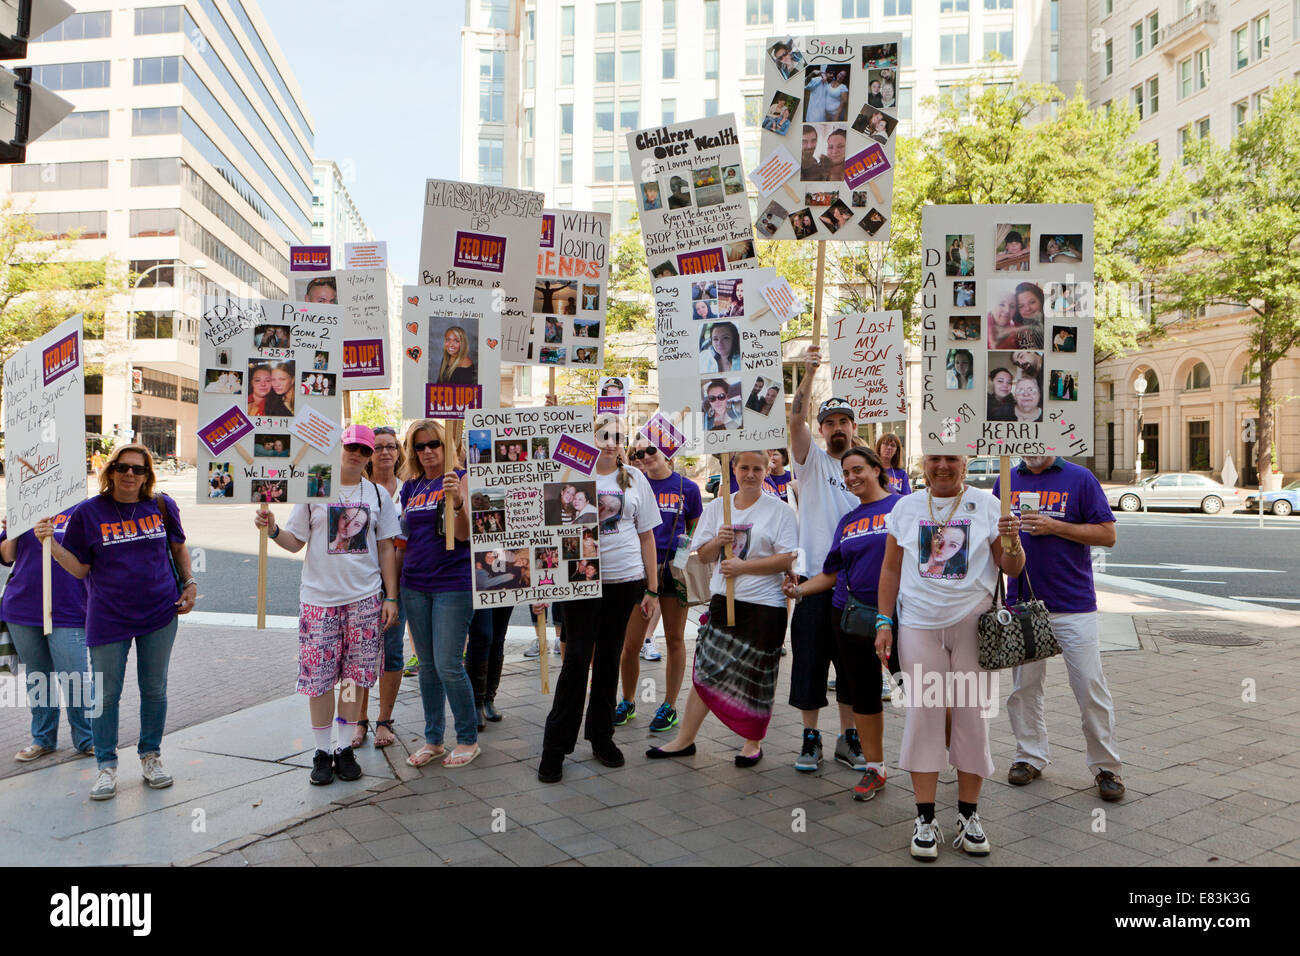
[327,504,370,555]
[946,349,975,390]
[920,522,969,579]
[435,325,475,384]
[987,367,1016,420]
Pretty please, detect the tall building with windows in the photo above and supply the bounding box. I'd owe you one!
[5,1,316,461]
[1087,0,1299,483]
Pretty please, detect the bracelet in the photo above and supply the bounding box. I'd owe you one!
[384,597,398,603]
[181,578,197,589]
[645,589,659,598]
[269,525,280,540]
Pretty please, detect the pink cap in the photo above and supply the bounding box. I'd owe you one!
[341,424,375,450]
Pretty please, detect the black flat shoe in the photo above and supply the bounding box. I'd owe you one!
[592,741,625,768]
[538,753,563,783]
[483,699,502,722]
[646,744,697,759]
[734,749,763,768]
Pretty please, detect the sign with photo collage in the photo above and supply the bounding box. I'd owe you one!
[653,267,787,455]
[626,114,758,278]
[195,297,344,505]
[755,33,901,243]
[417,179,546,364]
[530,208,611,369]
[288,265,391,390]
[465,405,602,610]
[400,286,502,421]
[920,204,1094,457]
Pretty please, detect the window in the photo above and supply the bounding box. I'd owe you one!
[1233,100,1249,132]
[562,6,575,35]
[1253,14,1270,60]
[480,50,505,122]
[30,61,110,91]
[596,3,616,32]
[524,157,534,187]
[1104,40,1113,76]
[560,152,573,184]
[132,106,180,135]
[984,29,1013,60]
[561,54,574,85]
[1240,360,1260,384]
[1130,84,1144,119]
[1147,12,1160,48]
[1051,44,1059,82]
[1252,90,1266,116]
[620,102,639,128]
[131,260,176,288]
[662,97,676,124]
[747,0,774,23]
[482,0,509,29]
[559,104,572,135]
[1196,116,1210,139]
[744,94,763,126]
[1139,368,1159,394]
[525,107,535,138]
[939,84,970,115]
[477,138,503,185]
[32,10,111,41]
[704,98,719,116]
[939,0,968,12]
[595,100,615,132]
[623,1,641,30]
[705,49,719,79]
[129,208,178,237]
[843,0,869,13]
[621,49,640,81]
[131,312,175,340]
[663,0,676,28]
[134,5,181,34]
[594,151,614,181]
[1187,421,1210,470]
[1146,76,1159,115]
[1233,26,1249,70]
[901,34,912,66]
[941,31,969,65]
[1106,0,1113,14]
[1177,124,1191,162]
[44,110,109,140]
[705,0,719,28]
[1051,0,1059,31]
[983,0,1011,8]
[662,48,676,78]
[1131,22,1143,59]
[619,150,632,180]
[897,87,913,120]
[1179,48,1209,97]
[11,161,108,191]
[789,0,816,20]
[746,41,764,75]
[596,52,615,82]
[131,157,180,187]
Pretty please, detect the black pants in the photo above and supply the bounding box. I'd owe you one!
[467,606,510,705]
[831,608,901,716]
[542,579,644,757]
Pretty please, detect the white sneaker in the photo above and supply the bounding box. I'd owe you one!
[910,815,943,860]
[523,639,540,658]
[953,811,990,856]
[90,767,117,801]
[551,639,561,655]
[640,638,662,661]
[140,752,174,789]
[881,673,893,701]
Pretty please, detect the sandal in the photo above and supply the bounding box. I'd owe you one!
[373,719,396,748]
[443,746,481,768]
[406,745,446,768]
[351,719,370,749]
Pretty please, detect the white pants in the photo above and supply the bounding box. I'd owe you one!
[1006,611,1122,776]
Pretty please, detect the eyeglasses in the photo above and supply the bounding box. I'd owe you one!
[374,443,400,453]
[112,463,149,476]
[344,443,374,457]
[413,439,443,453]
[630,447,659,461]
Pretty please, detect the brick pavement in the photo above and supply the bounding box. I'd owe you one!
[190,596,1300,867]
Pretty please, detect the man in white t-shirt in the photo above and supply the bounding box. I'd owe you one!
[788,348,864,774]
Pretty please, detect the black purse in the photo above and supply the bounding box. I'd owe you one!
[839,587,879,638]
[976,569,1061,670]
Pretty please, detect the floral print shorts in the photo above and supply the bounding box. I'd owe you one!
[296,594,382,696]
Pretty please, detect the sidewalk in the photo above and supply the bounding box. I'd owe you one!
[2,588,1297,867]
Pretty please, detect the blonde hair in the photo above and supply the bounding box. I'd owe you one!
[438,326,469,382]
[594,413,633,490]
[98,443,157,500]
[400,420,448,480]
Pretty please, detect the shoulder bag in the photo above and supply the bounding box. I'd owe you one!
[976,569,1061,670]
[668,476,712,606]
[156,493,184,592]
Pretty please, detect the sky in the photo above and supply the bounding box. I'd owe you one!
[257,0,465,284]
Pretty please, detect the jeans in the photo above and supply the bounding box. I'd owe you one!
[467,606,510,705]
[402,588,477,746]
[7,623,94,752]
[87,618,178,769]
[381,601,408,672]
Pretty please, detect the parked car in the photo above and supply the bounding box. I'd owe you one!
[706,473,721,498]
[1243,479,1300,516]
[1105,473,1244,514]
[963,456,1023,490]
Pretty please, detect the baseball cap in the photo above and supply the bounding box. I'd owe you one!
[817,398,856,424]
[341,424,375,450]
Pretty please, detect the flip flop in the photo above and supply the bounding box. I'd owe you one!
[405,745,446,767]
[373,719,396,748]
[443,746,481,768]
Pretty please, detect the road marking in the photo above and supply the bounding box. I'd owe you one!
[1124,576,1226,584]
[1230,596,1300,604]
[1104,563,1281,575]
[1094,573,1281,613]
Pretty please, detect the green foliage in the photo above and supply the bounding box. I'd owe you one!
[606,224,651,334]
[349,390,403,429]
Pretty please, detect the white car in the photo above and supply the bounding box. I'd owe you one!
[1106,473,1244,515]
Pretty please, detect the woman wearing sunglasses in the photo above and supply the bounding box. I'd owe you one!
[254,426,401,787]
[614,437,702,735]
[37,444,197,801]
[395,420,480,769]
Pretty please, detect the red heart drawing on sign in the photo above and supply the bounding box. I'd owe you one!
[487,338,499,349]
[405,322,418,335]
[406,295,418,306]
[966,444,977,450]
[1047,447,1057,451]
[406,346,422,362]
[502,428,514,436]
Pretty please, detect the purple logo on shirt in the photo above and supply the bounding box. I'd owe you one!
[553,435,598,475]
[42,331,79,385]
[453,232,507,273]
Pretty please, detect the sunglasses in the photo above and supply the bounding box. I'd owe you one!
[344,443,373,457]
[112,463,149,476]
[630,447,659,461]
[373,443,400,453]
[708,394,728,403]
[413,439,443,453]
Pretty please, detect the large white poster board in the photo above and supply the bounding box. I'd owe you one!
[626,114,758,277]
[828,310,906,424]
[195,298,344,503]
[531,209,611,369]
[400,286,502,421]
[920,204,1094,457]
[417,180,545,363]
[289,269,391,390]
[755,34,901,243]
[466,405,602,610]
[653,267,786,455]
[3,315,86,536]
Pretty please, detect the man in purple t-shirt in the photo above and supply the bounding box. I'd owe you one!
[993,455,1124,801]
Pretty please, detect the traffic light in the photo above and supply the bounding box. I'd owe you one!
[0,0,75,164]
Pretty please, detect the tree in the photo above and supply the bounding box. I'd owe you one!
[349,390,402,430]
[1160,83,1300,489]
[606,223,652,334]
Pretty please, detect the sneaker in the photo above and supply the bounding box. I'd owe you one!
[310,749,335,785]
[881,673,893,701]
[794,728,823,772]
[1096,770,1126,802]
[953,811,990,855]
[403,654,419,676]
[827,678,837,691]
[523,639,541,658]
[90,767,117,801]
[834,730,867,772]
[140,752,173,789]
[648,703,679,733]
[640,638,662,661]
[333,746,363,782]
[910,815,943,860]
[853,767,887,801]
[613,699,636,726]
[552,639,561,655]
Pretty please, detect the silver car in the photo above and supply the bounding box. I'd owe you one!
[1106,473,1245,515]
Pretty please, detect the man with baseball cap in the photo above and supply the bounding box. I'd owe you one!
[254,423,402,787]
[788,349,864,773]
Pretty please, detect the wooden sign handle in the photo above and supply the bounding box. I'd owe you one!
[234,444,254,465]
[721,453,735,627]
[999,455,1015,551]
[868,180,884,205]
[257,501,269,629]
[445,420,460,550]
[536,611,549,694]
[809,242,827,428]
[291,444,311,467]
[42,536,52,636]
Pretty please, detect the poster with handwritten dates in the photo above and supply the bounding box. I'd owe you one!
[530,208,611,369]
[195,298,344,504]
[2,315,86,536]
[828,311,906,424]
[465,405,602,610]
[417,179,545,364]
[400,286,502,421]
[920,203,1094,457]
[289,269,391,390]
[653,267,787,456]
[626,114,758,278]
[756,33,901,243]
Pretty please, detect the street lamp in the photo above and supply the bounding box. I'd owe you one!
[1133,372,1148,485]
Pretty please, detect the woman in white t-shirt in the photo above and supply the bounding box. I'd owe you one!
[537,415,661,784]
[648,450,797,767]
[876,455,1023,861]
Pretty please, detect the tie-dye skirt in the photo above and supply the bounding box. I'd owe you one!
[692,594,788,741]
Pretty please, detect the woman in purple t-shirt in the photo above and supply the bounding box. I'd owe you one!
[38,444,197,802]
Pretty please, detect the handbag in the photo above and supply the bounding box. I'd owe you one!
[156,493,184,592]
[839,588,879,638]
[977,569,1061,670]
[0,580,16,675]
[663,475,712,607]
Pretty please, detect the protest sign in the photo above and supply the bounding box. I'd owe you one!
[289,269,390,389]
[639,413,687,460]
[3,315,86,537]
[289,245,330,272]
[596,376,630,416]
[626,115,758,277]
[465,405,602,611]
[920,204,1094,457]
[653,267,786,455]
[532,209,611,369]
[827,310,906,424]
[756,34,901,243]
[344,241,387,270]
[417,179,545,363]
[400,286,502,421]
[195,297,343,504]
